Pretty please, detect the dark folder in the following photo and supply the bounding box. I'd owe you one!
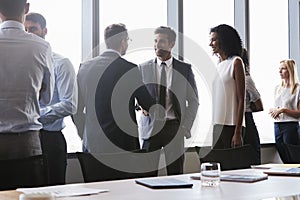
[135,178,193,189]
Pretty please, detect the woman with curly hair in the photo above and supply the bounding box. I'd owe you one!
[209,24,245,149]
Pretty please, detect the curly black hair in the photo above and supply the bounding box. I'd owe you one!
[210,24,243,58]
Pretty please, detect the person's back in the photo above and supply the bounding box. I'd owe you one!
[0,0,54,161]
[0,22,53,132]
[75,23,154,153]
[76,51,120,152]
[95,54,145,151]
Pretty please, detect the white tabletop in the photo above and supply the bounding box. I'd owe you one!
[1,169,300,200]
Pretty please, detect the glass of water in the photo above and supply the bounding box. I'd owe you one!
[200,162,221,187]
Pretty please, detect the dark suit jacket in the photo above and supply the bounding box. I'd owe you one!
[139,58,199,140]
[95,52,154,152]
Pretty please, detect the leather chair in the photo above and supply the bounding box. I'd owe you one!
[76,150,158,183]
[198,144,257,171]
[0,155,48,190]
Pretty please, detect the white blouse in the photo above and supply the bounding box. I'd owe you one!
[212,56,245,126]
[274,84,300,122]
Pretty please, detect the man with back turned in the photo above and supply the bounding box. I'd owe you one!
[0,0,54,159]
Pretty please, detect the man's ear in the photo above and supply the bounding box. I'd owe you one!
[169,41,176,49]
[43,27,48,36]
[25,3,30,14]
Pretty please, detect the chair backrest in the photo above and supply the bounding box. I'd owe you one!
[76,150,158,183]
[285,144,300,163]
[199,144,257,171]
[0,155,48,190]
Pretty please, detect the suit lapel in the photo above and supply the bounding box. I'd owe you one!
[150,59,158,97]
[171,58,180,90]
[170,58,184,119]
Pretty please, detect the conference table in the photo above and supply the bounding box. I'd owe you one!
[0,168,300,200]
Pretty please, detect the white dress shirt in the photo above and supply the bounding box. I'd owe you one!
[0,20,54,132]
[156,57,176,120]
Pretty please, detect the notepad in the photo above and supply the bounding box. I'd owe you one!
[251,163,300,169]
[190,174,268,183]
[264,167,300,176]
[135,178,193,189]
[261,194,300,200]
[220,174,268,182]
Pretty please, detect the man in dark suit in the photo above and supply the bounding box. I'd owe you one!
[139,26,199,175]
[83,23,154,153]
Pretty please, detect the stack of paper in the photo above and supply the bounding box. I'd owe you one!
[17,184,109,197]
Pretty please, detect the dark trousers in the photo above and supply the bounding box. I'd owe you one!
[274,122,300,163]
[142,120,184,175]
[213,124,245,149]
[40,130,67,185]
[244,112,261,164]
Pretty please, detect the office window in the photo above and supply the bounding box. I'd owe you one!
[99,0,167,144]
[28,0,82,152]
[183,0,234,146]
[249,0,289,143]
[99,0,167,63]
[28,0,82,70]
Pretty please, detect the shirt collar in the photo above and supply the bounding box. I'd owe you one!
[0,20,25,31]
[105,49,121,57]
[157,57,173,68]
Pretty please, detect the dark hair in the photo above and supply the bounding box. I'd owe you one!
[0,0,27,18]
[25,12,46,29]
[210,24,243,58]
[0,0,27,17]
[154,26,176,43]
[241,48,250,75]
[104,23,128,50]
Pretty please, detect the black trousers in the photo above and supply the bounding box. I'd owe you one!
[40,130,67,185]
[142,120,184,175]
[213,124,245,149]
[244,112,261,164]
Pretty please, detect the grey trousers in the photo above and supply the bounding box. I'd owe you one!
[0,130,42,159]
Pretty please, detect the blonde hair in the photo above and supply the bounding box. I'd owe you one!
[279,59,299,94]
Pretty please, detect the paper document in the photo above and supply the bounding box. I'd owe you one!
[17,184,109,197]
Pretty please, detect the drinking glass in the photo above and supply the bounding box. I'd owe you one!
[200,162,221,186]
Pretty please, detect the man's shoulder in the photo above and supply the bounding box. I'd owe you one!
[139,59,154,67]
[52,52,65,60]
[52,52,73,64]
[23,32,52,50]
[118,57,137,68]
[52,52,75,74]
[173,58,191,68]
[77,54,115,77]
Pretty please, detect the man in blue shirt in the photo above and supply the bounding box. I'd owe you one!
[25,12,77,185]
